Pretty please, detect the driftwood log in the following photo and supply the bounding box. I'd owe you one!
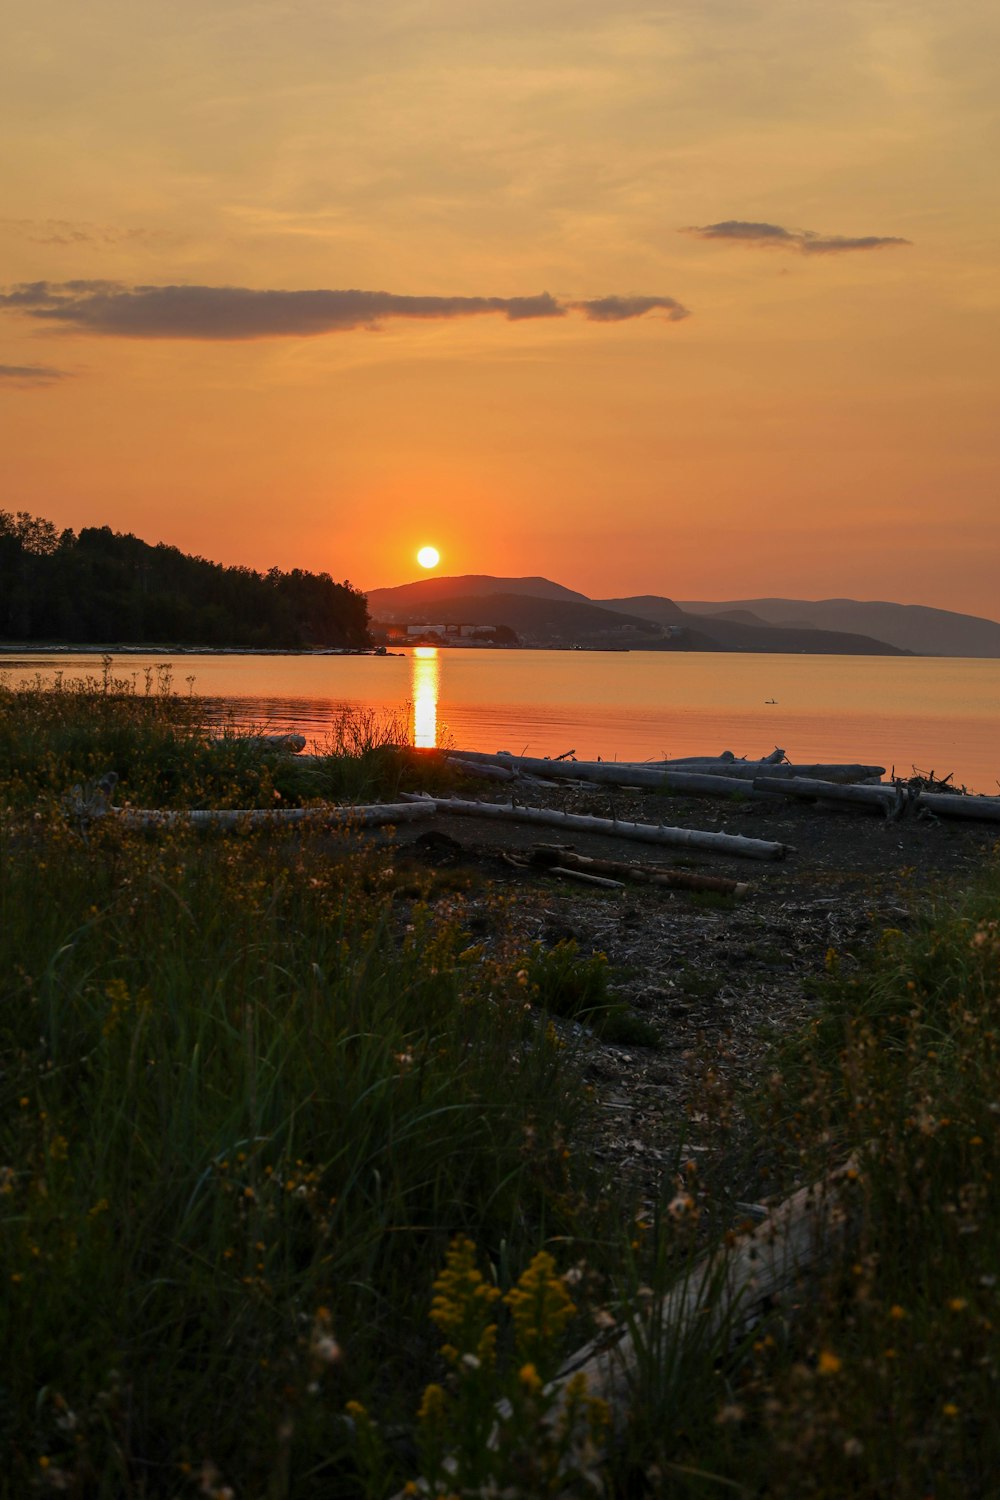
[445,753,778,799]
[529,845,750,897]
[113,802,436,831]
[444,750,885,786]
[401,794,791,861]
[754,775,900,814]
[547,1163,859,1439]
[916,791,1000,824]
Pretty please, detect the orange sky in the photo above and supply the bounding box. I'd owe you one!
[2,0,999,617]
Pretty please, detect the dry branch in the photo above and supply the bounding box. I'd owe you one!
[529,845,750,897]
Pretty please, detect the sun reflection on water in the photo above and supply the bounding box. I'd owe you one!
[411,647,439,748]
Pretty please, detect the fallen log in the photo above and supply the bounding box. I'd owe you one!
[448,757,519,782]
[388,1162,858,1495]
[548,1162,859,1437]
[754,775,900,813]
[442,750,884,786]
[529,845,750,897]
[655,760,885,784]
[442,754,778,798]
[113,801,436,831]
[401,794,791,860]
[916,791,1000,824]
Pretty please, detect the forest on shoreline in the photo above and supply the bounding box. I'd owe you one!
[0,509,370,649]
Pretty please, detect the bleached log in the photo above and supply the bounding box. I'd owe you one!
[445,753,776,798]
[114,801,436,831]
[448,757,519,782]
[754,776,900,813]
[654,760,885,784]
[916,791,1000,824]
[548,1163,858,1435]
[529,846,750,897]
[442,750,884,786]
[401,795,791,860]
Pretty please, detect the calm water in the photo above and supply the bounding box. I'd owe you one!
[4,648,999,793]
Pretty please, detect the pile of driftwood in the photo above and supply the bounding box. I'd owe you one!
[64,743,1000,860]
[430,747,1000,826]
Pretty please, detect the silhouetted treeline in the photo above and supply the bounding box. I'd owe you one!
[0,511,370,648]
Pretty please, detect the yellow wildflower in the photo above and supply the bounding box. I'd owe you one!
[505,1250,576,1365]
[418,1383,447,1425]
[818,1350,842,1375]
[429,1237,500,1348]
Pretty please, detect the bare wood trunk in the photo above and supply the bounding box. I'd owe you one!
[443,753,778,798]
[448,757,519,782]
[548,1163,857,1434]
[442,750,884,785]
[401,794,791,860]
[114,801,436,831]
[754,775,899,812]
[916,791,1000,823]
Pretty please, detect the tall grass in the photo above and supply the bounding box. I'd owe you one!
[0,814,601,1494]
[0,672,455,813]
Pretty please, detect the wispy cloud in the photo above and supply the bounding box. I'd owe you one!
[683,220,911,254]
[0,362,71,387]
[0,281,690,340]
[0,217,163,248]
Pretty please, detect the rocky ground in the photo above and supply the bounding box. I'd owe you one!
[392,779,999,1215]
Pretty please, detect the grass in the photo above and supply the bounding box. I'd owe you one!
[3,676,1000,1496]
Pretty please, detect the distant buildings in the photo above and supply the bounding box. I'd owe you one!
[373,621,514,646]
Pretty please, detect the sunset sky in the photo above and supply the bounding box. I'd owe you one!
[2,0,998,616]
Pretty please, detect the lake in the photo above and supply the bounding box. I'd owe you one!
[3,648,999,793]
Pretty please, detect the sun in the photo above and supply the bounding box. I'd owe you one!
[417,545,440,570]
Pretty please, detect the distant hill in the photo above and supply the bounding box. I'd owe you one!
[368,575,909,654]
[596,594,688,623]
[594,592,907,655]
[680,598,1000,657]
[368,574,588,619]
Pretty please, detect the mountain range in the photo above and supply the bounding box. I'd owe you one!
[366,575,1000,656]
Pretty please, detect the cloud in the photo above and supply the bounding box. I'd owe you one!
[0,362,70,387]
[0,281,689,340]
[0,217,161,247]
[683,220,911,254]
[571,295,689,322]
